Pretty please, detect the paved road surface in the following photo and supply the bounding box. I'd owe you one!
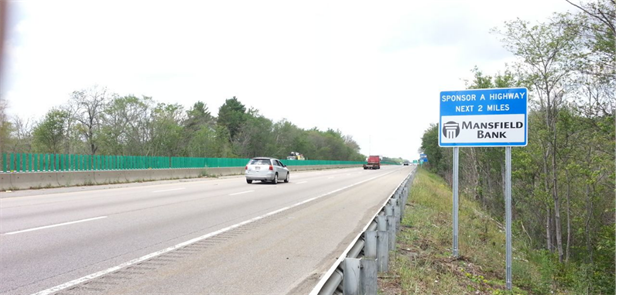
[0,165,413,295]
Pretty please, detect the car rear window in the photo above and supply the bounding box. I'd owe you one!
[249,159,271,165]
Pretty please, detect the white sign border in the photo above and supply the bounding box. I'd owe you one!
[439,87,528,147]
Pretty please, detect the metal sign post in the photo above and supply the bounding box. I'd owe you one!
[505,147,512,289]
[439,88,527,291]
[452,147,459,258]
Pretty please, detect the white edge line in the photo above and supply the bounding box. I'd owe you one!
[32,172,389,295]
[229,190,254,196]
[4,216,108,236]
[153,188,186,193]
[308,167,414,295]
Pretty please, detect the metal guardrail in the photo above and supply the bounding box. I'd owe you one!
[309,168,415,295]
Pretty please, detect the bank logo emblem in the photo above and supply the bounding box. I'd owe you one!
[443,121,460,139]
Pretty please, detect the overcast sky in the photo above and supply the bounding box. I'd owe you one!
[1,0,576,161]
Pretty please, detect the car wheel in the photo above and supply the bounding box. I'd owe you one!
[273,173,278,184]
[284,172,289,183]
[246,179,252,184]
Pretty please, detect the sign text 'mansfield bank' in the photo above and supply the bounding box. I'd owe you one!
[439,88,528,147]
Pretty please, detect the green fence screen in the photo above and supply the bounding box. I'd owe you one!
[1,153,365,173]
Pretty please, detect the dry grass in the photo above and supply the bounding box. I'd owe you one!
[378,168,536,295]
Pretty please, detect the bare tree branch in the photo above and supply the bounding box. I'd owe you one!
[566,0,616,35]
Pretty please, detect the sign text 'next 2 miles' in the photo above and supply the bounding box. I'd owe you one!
[439,88,528,147]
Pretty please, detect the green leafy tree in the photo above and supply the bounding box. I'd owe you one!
[270,119,303,158]
[32,109,69,154]
[184,101,215,132]
[0,97,13,154]
[419,123,444,174]
[494,13,583,262]
[186,126,216,157]
[217,96,246,142]
[233,109,274,158]
[343,135,364,161]
[150,103,185,156]
[567,0,615,83]
[99,95,153,156]
[213,125,234,158]
[322,129,352,161]
[184,101,216,157]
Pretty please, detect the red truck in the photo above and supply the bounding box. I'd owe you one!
[363,155,381,170]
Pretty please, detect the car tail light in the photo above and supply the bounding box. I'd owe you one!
[245,165,248,170]
[269,165,273,171]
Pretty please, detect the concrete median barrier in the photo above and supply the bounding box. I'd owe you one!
[0,165,362,191]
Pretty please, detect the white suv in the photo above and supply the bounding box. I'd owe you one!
[245,157,290,184]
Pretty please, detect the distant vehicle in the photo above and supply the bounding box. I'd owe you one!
[245,157,290,184]
[363,155,381,170]
[286,151,306,160]
[403,161,410,166]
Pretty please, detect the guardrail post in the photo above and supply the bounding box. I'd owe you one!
[360,258,378,295]
[387,216,397,250]
[377,215,387,231]
[399,199,406,221]
[389,198,401,217]
[394,205,401,227]
[385,204,393,217]
[405,189,409,203]
[401,186,409,213]
[364,231,377,259]
[390,199,400,225]
[377,231,389,273]
[343,258,361,295]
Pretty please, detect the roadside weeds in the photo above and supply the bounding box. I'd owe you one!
[378,168,537,295]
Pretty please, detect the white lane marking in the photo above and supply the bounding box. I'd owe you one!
[327,176,335,179]
[295,181,308,184]
[32,172,392,295]
[229,190,254,196]
[153,188,185,193]
[4,216,108,236]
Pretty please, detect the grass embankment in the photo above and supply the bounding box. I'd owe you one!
[379,168,548,295]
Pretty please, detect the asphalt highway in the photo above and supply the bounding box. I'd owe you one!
[0,165,414,295]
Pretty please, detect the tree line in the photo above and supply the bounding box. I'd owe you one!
[421,1,614,293]
[0,92,366,162]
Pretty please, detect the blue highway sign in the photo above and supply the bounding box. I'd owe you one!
[439,88,528,147]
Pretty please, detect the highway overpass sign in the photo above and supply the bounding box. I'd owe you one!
[439,88,528,147]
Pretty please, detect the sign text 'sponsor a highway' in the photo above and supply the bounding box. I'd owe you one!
[439,88,528,147]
